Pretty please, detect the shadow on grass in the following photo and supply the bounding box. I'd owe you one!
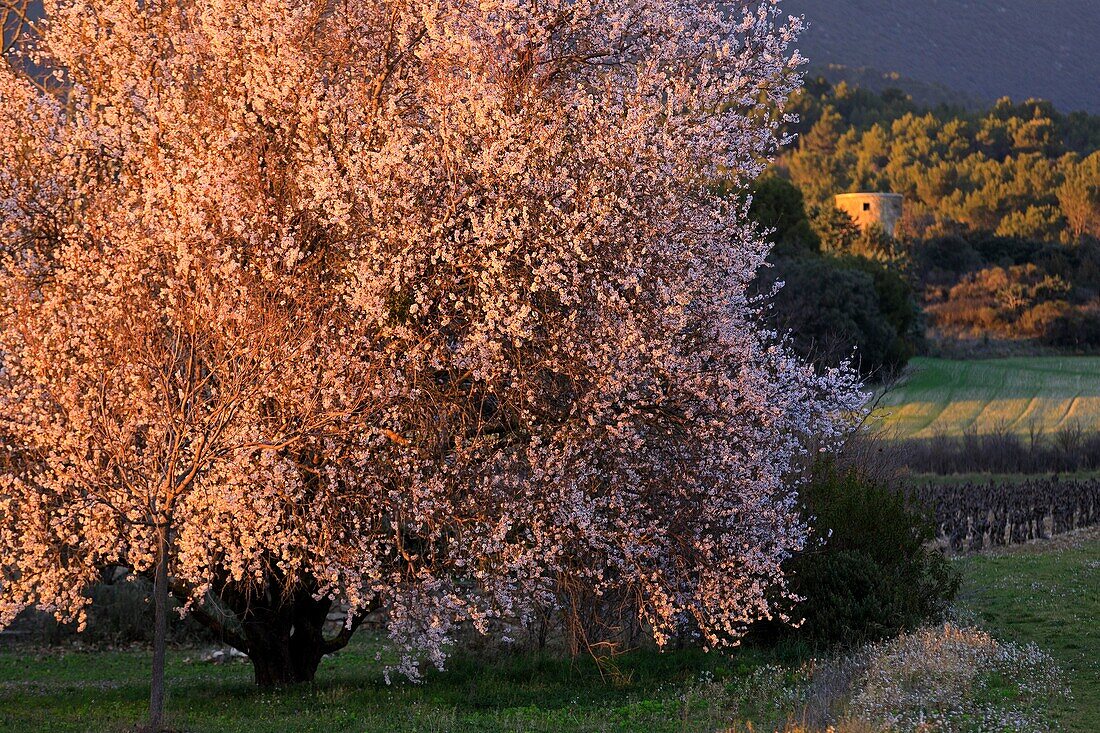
[0,638,797,733]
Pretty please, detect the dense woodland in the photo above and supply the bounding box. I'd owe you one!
[750,79,1100,377]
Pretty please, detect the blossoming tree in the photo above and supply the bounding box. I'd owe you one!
[0,0,861,726]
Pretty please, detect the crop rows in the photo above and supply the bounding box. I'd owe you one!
[874,357,1100,439]
[908,478,1100,551]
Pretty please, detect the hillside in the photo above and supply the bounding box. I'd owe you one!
[783,0,1100,114]
[8,1,1097,113]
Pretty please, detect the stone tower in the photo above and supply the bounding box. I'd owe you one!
[834,192,904,238]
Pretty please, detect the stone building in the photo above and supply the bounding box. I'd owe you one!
[834,192,904,238]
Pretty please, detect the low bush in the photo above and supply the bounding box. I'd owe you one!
[780,461,959,646]
[689,623,1064,733]
[849,624,1067,733]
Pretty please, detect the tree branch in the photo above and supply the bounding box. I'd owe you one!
[170,583,251,655]
[321,602,378,654]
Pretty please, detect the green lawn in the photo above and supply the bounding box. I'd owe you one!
[874,356,1100,439]
[953,528,1100,732]
[3,530,1094,732]
[0,638,788,733]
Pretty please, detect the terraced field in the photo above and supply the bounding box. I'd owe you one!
[874,357,1100,439]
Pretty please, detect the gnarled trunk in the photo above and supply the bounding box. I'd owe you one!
[238,589,331,686]
[182,574,369,687]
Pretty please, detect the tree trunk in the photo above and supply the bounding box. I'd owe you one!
[240,593,330,687]
[221,579,339,687]
[148,523,170,731]
[184,573,373,687]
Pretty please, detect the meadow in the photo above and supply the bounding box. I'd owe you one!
[3,528,1095,733]
[954,527,1100,732]
[0,638,806,733]
[873,356,1100,439]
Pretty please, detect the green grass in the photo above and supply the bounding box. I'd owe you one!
[873,356,1100,439]
[3,529,1094,732]
[954,528,1100,733]
[0,638,789,733]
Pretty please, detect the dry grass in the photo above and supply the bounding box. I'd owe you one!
[684,623,1065,733]
[849,624,1067,732]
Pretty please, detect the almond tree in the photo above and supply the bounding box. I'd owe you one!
[0,0,861,726]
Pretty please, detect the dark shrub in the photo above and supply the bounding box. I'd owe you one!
[747,175,821,257]
[10,573,210,647]
[784,460,959,646]
[1044,304,1100,348]
[841,256,922,366]
[766,257,908,377]
[911,236,983,285]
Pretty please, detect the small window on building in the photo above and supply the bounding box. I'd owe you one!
[863,202,871,211]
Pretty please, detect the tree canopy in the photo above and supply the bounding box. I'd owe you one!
[784,82,1100,244]
[0,0,861,720]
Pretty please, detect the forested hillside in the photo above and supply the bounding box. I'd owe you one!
[782,84,1100,240]
[782,0,1100,114]
[748,81,1100,376]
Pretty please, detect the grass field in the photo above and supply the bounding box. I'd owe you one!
[873,356,1100,439]
[0,639,801,733]
[3,529,1093,732]
[954,527,1100,733]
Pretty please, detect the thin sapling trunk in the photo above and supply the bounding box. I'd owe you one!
[148,522,170,731]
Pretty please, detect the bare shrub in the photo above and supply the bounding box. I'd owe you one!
[897,424,1100,475]
[692,624,1064,732]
